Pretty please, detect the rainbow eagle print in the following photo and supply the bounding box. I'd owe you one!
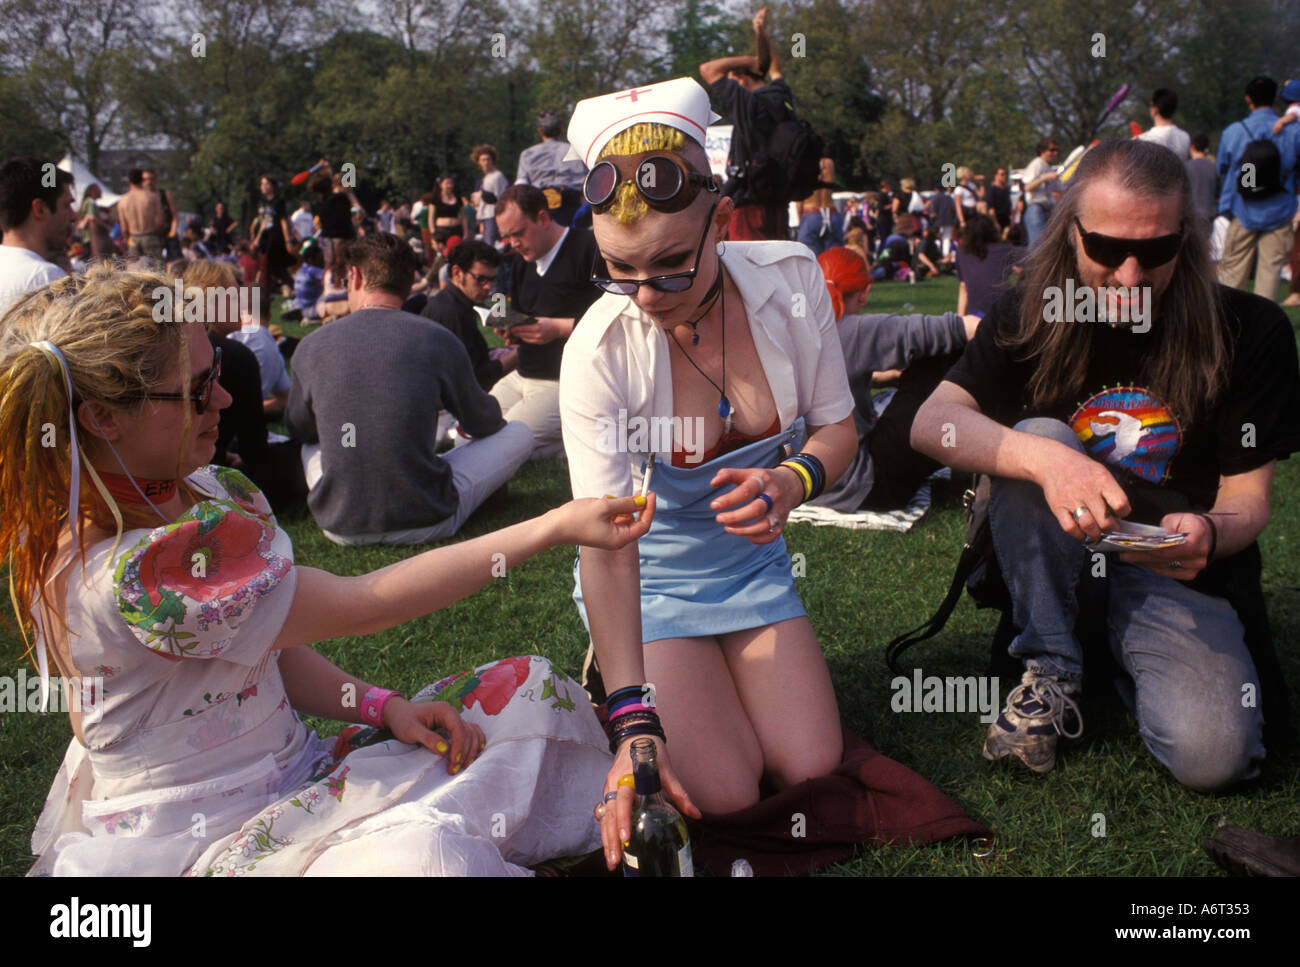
[1070,386,1182,484]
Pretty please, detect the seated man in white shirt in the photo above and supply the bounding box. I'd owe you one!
[0,156,73,317]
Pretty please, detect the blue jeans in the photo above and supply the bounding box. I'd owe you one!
[1025,203,1052,249]
[989,418,1264,790]
[796,211,842,254]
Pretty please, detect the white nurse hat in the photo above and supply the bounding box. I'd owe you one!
[565,77,722,169]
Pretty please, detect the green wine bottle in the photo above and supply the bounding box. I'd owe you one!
[623,737,694,877]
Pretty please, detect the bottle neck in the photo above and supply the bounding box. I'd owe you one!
[633,770,662,797]
[630,737,662,797]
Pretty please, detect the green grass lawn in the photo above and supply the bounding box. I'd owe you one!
[3,274,1299,877]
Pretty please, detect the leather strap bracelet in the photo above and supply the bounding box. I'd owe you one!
[1197,513,1218,563]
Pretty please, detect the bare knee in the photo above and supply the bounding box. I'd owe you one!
[689,772,761,816]
[766,732,843,790]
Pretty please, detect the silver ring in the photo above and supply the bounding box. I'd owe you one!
[1072,506,1088,520]
[602,790,619,804]
[1168,561,1183,570]
[767,514,782,533]
[757,493,774,514]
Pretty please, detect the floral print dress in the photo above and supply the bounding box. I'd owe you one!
[29,467,611,876]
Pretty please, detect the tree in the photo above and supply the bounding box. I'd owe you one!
[771,0,882,181]
[663,0,734,80]
[1005,0,1194,149]
[523,0,668,116]
[0,0,147,173]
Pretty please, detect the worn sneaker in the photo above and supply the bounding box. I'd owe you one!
[983,671,1083,773]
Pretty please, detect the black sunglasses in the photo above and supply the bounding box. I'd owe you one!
[133,346,223,414]
[1074,217,1184,270]
[584,154,719,213]
[590,203,717,296]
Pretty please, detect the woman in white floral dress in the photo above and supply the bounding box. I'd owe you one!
[1,265,655,876]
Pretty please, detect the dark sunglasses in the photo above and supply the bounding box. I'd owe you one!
[1074,217,1184,270]
[466,270,496,285]
[584,153,719,214]
[590,203,717,296]
[133,346,223,414]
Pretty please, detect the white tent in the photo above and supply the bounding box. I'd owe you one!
[57,155,124,207]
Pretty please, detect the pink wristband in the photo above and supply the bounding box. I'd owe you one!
[610,702,654,718]
[361,686,403,727]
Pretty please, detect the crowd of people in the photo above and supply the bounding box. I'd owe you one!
[2,0,1300,877]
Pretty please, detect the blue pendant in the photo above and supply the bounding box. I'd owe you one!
[718,395,729,419]
[692,331,700,346]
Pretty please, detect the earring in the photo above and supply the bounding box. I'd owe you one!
[716,240,727,257]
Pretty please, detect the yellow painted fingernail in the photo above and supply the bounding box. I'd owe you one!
[618,774,635,787]
[436,740,448,755]
[634,495,647,508]
[450,764,459,774]
[454,752,462,764]
[603,493,615,499]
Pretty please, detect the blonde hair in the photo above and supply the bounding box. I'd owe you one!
[180,259,242,333]
[0,263,196,666]
[595,123,689,225]
[181,259,238,291]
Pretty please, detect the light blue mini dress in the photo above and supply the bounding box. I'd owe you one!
[574,420,808,644]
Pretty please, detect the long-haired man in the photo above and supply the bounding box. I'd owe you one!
[911,139,1300,790]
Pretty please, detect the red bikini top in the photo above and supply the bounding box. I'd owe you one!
[672,415,781,468]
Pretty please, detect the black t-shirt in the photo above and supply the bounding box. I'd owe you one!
[257,195,288,253]
[986,183,1012,225]
[432,198,462,221]
[876,192,894,237]
[210,331,267,466]
[945,284,1300,524]
[422,285,502,390]
[708,77,794,206]
[211,214,235,248]
[315,193,355,239]
[509,228,600,380]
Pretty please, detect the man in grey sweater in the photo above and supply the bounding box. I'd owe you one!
[286,233,533,544]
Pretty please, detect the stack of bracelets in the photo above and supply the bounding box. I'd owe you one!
[780,451,827,503]
[606,684,666,753]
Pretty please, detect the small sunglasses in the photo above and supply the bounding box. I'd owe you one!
[584,153,720,214]
[1074,217,1184,269]
[134,346,224,414]
[590,203,717,295]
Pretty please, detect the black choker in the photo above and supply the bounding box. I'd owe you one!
[685,267,724,345]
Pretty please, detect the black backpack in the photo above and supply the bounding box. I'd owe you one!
[1234,120,1286,199]
[742,116,825,204]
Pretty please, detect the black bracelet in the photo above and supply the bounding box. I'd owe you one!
[609,722,666,754]
[1197,513,1218,562]
[605,685,643,706]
